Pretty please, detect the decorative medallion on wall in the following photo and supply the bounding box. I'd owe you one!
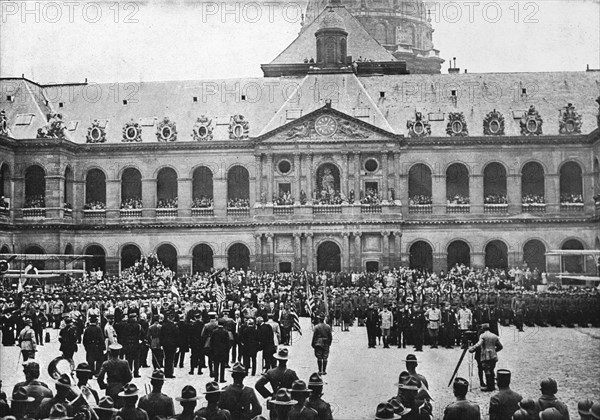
[314,115,338,137]
[156,117,177,142]
[122,119,142,142]
[406,111,431,137]
[229,114,249,140]
[446,112,468,137]
[483,109,505,136]
[520,105,543,136]
[86,120,107,143]
[558,103,582,135]
[192,115,214,141]
[36,113,67,139]
[0,110,8,136]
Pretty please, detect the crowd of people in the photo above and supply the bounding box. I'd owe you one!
[313,190,343,206]
[521,195,545,205]
[360,188,382,205]
[191,197,213,209]
[23,196,45,209]
[273,192,294,206]
[484,194,508,205]
[157,198,178,209]
[560,194,584,204]
[83,202,106,211]
[0,257,599,419]
[227,198,250,209]
[120,198,143,210]
[409,195,432,206]
[446,195,470,205]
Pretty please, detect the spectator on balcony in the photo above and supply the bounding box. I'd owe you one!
[192,196,213,208]
[560,193,583,204]
[274,191,294,206]
[447,195,470,205]
[157,198,178,209]
[521,195,545,205]
[24,195,45,208]
[121,197,142,209]
[228,198,250,208]
[84,201,106,210]
[409,195,432,206]
[360,188,382,206]
[485,194,507,205]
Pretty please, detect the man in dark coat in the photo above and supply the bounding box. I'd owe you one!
[160,312,179,378]
[257,316,275,372]
[489,369,522,420]
[220,362,262,420]
[311,314,332,375]
[255,348,299,420]
[188,312,206,375]
[138,369,175,420]
[442,377,481,420]
[194,382,232,420]
[410,304,426,352]
[83,314,105,375]
[210,320,231,383]
[175,314,190,369]
[305,373,333,420]
[31,305,47,346]
[59,316,78,360]
[14,361,52,416]
[364,303,379,348]
[98,343,133,407]
[239,318,260,376]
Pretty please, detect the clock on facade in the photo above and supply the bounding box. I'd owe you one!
[314,115,338,137]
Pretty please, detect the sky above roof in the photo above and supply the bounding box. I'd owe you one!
[1,0,599,84]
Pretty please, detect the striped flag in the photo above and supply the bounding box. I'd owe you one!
[170,283,180,297]
[290,307,302,336]
[305,284,315,317]
[215,280,226,313]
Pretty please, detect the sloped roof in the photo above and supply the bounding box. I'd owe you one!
[259,72,395,135]
[269,6,397,65]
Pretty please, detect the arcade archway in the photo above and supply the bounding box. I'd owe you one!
[85,245,106,273]
[157,243,178,273]
[562,239,584,273]
[228,243,250,270]
[485,240,508,269]
[447,240,470,269]
[317,241,341,272]
[523,240,546,271]
[192,244,214,274]
[121,244,141,270]
[409,241,433,272]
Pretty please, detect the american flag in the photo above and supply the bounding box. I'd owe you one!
[290,306,302,336]
[305,283,315,317]
[215,278,226,313]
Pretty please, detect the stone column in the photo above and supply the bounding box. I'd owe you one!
[73,180,85,221]
[254,233,263,272]
[178,177,192,217]
[472,252,485,269]
[354,152,361,201]
[106,179,120,219]
[306,153,314,203]
[254,154,262,204]
[432,173,446,215]
[266,154,274,202]
[341,152,349,196]
[45,174,63,219]
[265,233,274,272]
[213,174,227,217]
[177,255,192,275]
[546,173,559,213]
[382,231,390,268]
[293,233,302,270]
[381,151,389,200]
[471,174,484,214]
[354,232,362,271]
[507,173,521,213]
[142,178,157,218]
[393,231,402,268]
[12,176,24,209]
[341,232,350,271]
[393,151,401,201]
[294,153,301,203]
[306,232,314,271]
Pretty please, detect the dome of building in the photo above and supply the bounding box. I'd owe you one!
[319,7,346,31]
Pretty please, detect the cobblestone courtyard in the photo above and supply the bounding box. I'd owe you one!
[2,319,599,419]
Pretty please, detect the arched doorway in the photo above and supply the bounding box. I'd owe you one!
[85,169,106,208]
[521,162,545,202]
[228,243,250,270]
[192,166,214,207]
[157,243,177,273]
[562,239,584,273]
[121,168,142,207]
[409,241,433,272]
[447,240,470,269]
[408,164,432,204]
[485,240,508,269]
[25,165,46,207]
[121,244,141,271]
[227,166,250,206]
[317,241,341,272]
[85,245,106,273]
[23,245,45,270]
[446,163,469,204]
[192,244,214,274]
[0,244,10,254]
[156,168,178,207]
[64,244,73,255]
[523,240,546,271]
[483,162,507,204]
[559,161,583,202]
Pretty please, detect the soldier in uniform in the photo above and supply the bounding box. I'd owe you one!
[116,383,149,420]
[58,315,78,360]
[195,382,232,420]
[255,347,299,419]
[469,323,503,392]
[38,373,76,419]
[220,362,262,420]
[442,377,481,420]
[289,380,318,420]
[14,361,52,414]
[311,314,332,375]
[160,311,179,379]
[365,303,379,348]
[174,386,200,420]
[533,378,570,420]
[97,343,133,407]
[122,310,143,378]
[340,294,354,331]
[75,362,99,404]
[82,314,105,375]
[93,396,118,420]
[410,304,425,352]
[489,369,522,420]
[305,373,333,420]
[138,369,175,420]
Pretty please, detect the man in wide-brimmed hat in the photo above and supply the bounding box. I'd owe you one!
[306,372,334,420]
[93,396,118,420]
[289,380,318,420]
[270,389,297,420]
[194,381,231,420]
[220,362,262,420]
[138,369,175,420]
[374,402,402,420]
[117,383,149,420]
[13,360,52,413]
[174,386,200,420]
[74,362,99,404]
[98,343,132,408]
[442,377,480,420]
[255,347,299,417]
[311,313,332,375]
[403,354,429,390]
[38,374,75,419]
[46,402,74,420]
[10,386,35,419]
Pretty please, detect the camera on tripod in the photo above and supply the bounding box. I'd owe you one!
[461,330,479,349]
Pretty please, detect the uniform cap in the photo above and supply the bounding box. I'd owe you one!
[539,408,563,420]
[176,385,200,401]
[308,372,323,387]
[270,389,296,406]
[374,402,401,419]
[578,399,594,415]
[94,397,117,412]
[453,377,469,393]
[10,386,35,402]
[118,383,140,398]
[290,380,311,394]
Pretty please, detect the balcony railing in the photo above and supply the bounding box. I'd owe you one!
[408,204,432,214]
[446,204,470,214]
[227,207,250,217]
[313,205,342,214]
[361,204,382,213]
[120,208,142,218]
[156,208,178,218]
[22,208,46,218]
[83,209,106,219]
[560,202,584,212]
[484,204,508,213]
[0,207,9,218]
[522,203,546,213]
[191,208,214,217]
[274,205,294,215]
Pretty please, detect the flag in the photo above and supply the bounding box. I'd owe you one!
[305,284,315,317]
[290,307,302,336]
[170,284,180,297]
[322,275,329,318]
[215,280,226,313]
[17,277,24,294]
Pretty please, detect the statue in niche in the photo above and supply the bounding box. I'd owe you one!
[321,167,335,195]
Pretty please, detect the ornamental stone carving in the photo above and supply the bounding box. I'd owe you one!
[446,112,468,137]
[36,113,67,139]
[286,121,312,140]
[558,103,582,135]
[229,114,249,140]
[192,115,213,141]
[407,111,431,137]
[0,110,8,135]
[338,119,369,138]
[86,120,107,143]
[156,117,177,142]
[483,109,505,136]
[520,105,543,136]
[122,119,142,142]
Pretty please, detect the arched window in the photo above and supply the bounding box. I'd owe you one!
[192,166,213,207]
[228,243,250,270]
[408,164,432,205]
[409,241,433,272]
[25,165,46,208]
[156,243,177,273]
[325,37,336,65]
[192,244,214,274]
[521,162,545,204]
[23,245,45,270]
[121,168,142,208]
[447,240,470,269]
[560,162,583,204]
[316,38,323,63]
[562,239,584,273]
[63,167,73,208]
[317,241,341,272]
[227,166,249,207]
[523,240,546,272]
[0,163,10,204]
[594,157,599,198]
[484,162,507,204]
[339,38,347,64]
[85,245,106,273]
[446,163,469,204]
[485,240,508,269]
[85,169,106,208]
[121,244,141,270]
[156,168,178,208]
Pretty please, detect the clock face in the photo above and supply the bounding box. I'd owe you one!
[314,115,338,137]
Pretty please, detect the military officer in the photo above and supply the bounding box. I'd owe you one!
[442,377,481,420]
[116,383,149,420]
[306,373,333,420]
[489,369,522,420]
[289,380,318,420]
[97,343,133,407]
[220,362,262,420]
[469,323,503,392]
[311,314,332,375]
[255,347,299,419]
[138,369,175,420]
